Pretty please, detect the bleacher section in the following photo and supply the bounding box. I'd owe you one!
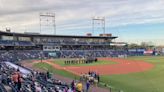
[0,40,35,46]
[0,62,70,92]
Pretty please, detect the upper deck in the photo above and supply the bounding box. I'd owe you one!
[0,30,117,40]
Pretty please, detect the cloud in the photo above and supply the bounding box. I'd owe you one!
[0,0,164,34]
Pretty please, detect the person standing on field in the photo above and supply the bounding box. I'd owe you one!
[86,80,90,92]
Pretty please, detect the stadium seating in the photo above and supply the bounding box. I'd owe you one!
[0,49,144,62]
[0,62,70,92]
[0,40,35,46]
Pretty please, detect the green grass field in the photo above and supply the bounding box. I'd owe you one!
[52,58,117,66]
[33,62,79,79]
[34,56,164,92]
[101,56,164,92]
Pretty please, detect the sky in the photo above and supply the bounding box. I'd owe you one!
[0,0,164,45]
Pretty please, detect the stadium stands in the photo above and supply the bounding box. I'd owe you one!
[0,49,143,62]
[0,61,81,92]
[0,40,35,46]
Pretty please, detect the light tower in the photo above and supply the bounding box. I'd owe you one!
[92,16,105,35]
[39,12,56,34]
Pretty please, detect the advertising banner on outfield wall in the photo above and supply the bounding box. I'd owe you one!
[144,50,153,55]
[137,49,145,52]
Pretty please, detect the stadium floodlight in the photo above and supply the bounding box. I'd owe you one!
[39,12,56,35]
[92,16,106,35]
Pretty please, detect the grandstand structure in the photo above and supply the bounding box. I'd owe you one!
[0,30,130,59]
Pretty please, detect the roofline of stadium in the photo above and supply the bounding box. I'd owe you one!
[0,30,118,39]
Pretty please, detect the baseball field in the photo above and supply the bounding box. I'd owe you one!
[32,56,164,92]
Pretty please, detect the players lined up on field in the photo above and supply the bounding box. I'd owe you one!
[64,58,98,65]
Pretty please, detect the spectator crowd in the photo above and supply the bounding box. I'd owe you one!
[0,62,91,92]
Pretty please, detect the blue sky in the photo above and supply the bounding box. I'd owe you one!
[0,0,164,45]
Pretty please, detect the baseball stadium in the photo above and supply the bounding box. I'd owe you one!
[0,29,163,92]
[1,0,164,92]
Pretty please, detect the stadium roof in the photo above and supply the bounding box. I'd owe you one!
[0,30,118,39]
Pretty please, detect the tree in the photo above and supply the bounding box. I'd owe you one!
[128,43,139,49]
[140,41,155,49]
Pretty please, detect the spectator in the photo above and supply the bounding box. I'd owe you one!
[46,71,50,79]
[76,81,83,92]
[67,87,73,92]
[35,82,41,92]
[16,69,22,91]
[71,80,75,91]
[97,74,100,83]
[86,80,90,92]
[12,72,19,90]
